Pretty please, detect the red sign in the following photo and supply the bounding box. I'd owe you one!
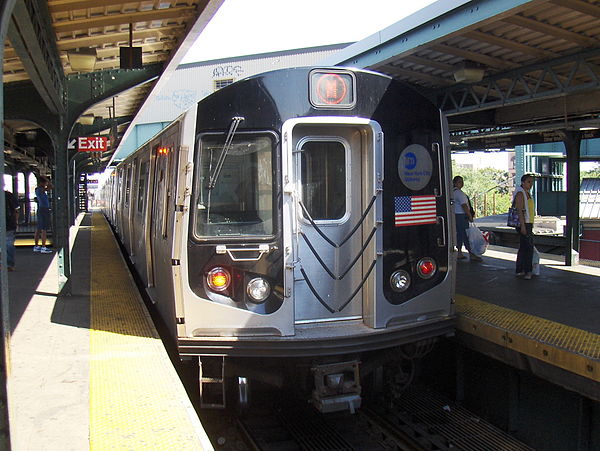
[78,136,108,152]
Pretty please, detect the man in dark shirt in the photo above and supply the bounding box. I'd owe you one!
[5,190,18,271]
[34,176,53,254]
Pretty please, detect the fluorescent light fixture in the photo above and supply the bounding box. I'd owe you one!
[453,62,485,83]
[78,114,95,125]
[68,48,97,72]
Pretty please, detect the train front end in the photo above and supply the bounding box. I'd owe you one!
[176,68,455,411]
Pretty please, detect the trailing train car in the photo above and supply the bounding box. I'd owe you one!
[100,67,456,412]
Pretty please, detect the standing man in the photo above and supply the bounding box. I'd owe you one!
[34,176,53,254]
[4,189,19,270]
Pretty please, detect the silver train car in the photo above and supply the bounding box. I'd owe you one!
[99,67,456,412]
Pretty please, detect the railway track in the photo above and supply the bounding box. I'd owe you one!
[236,402,426,451]
[199,386,534,451]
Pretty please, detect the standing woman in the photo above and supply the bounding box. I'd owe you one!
[513,173,535,279]
[452,176,481,261]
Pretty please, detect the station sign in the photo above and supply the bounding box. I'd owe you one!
[78,136,109,152]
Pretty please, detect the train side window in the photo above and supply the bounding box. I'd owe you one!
[299,140,346,221]
[137,161,148,213]
[124,166,132,207]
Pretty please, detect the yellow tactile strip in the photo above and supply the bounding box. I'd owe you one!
[455,294,600,383]
[89,213,213,450]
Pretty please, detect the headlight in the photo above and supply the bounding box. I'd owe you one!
[207,267,230,292]
[390,270,411,292]
[417,258,437,279]
[246,277,270,303]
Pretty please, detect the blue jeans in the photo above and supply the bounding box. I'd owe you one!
[455,213,470,252]
[6,229,15,268]
[516,223,534,273]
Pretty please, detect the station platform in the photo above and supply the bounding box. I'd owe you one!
[454,245,600,401]
[6,212,214,450]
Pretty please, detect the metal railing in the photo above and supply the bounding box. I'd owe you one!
[16,199,52,235]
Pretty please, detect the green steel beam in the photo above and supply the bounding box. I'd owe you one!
[4,80,60,132]
[7,0,64,114]
[327,0,540,69]
[434,49,600,115]
[71,116,133,138]
[65,64,162,123]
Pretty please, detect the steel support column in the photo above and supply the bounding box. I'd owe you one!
[562,130,581,266]
[0,0,18,448]
[55,129,71,294]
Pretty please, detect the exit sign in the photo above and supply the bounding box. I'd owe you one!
[78,136,108,152]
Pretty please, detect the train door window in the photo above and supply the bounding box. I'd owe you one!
[124,165,132,207]
[194,133,275,238]
[118,169,125,205]
[161,147,174,239]
[154,146,168,239]
[299,140,347,221]
[137,161,148,214]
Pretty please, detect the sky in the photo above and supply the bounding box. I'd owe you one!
[182,0,439,63]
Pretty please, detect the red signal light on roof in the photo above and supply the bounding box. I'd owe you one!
[316,74,347,104]
[309,70,355,108]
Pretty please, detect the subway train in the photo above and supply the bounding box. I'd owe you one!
[99,67,456,412]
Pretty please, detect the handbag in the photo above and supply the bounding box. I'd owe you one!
[507,198,520,228]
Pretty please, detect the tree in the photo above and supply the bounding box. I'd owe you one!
[581,167,600,181]
[452,162,512,217]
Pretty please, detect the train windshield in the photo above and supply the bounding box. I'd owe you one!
[194,133,275,238]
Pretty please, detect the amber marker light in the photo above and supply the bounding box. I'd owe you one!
[207,267,231,292]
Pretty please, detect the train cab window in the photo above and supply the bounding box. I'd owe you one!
[299,140,346,221]
[194,134,275,238]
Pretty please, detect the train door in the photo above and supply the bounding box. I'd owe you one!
[149,126,179,297]
[127,159,136,256]
[285,119,380,324]
[150,143,169,287]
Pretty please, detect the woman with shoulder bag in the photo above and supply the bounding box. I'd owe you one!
[513,173,535,279]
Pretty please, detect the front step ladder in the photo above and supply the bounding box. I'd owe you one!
[199,356,226,409]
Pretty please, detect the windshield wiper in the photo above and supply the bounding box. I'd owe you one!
[205,116,244,223]
[207,116,245,189]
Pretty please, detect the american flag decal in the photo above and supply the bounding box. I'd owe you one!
[394,195,437,227]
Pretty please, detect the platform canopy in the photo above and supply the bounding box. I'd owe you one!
[322,0,600,149]
[2,0,224,174]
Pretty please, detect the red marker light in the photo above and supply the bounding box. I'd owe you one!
[316,74,348,105]
[207,267,230,292]
[309,70,355,108]
[157,146,170,155]
[417,258,437,279]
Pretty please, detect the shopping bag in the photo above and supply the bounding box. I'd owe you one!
[532,247,540,276]
[466,224,488,256]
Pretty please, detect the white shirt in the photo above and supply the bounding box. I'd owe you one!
[453,188,469,214]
